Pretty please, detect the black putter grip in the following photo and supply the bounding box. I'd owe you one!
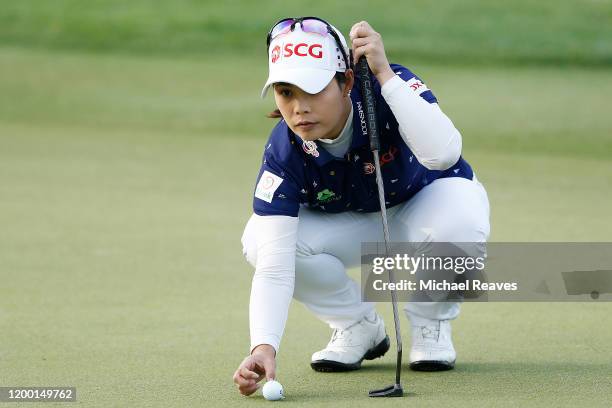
[357,57,380,152]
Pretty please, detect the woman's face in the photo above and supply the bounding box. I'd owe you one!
[273,72,353,141]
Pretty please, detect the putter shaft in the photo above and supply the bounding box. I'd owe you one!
[372,150,403,390]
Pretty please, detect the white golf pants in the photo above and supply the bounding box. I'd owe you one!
[241,174,490,330]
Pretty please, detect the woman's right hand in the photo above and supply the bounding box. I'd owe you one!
[232,344,277,396]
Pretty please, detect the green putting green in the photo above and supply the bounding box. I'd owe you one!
[1,1,611,405]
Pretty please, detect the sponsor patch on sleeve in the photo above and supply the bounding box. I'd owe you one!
[405,77,430,95]
[255,170,284,203]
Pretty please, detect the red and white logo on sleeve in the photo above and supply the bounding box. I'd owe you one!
[255,170,284,203]
[406,77,429,95]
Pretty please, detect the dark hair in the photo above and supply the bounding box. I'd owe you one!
[266,72,348,118]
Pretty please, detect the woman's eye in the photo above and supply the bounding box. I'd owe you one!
[280,89,292,97]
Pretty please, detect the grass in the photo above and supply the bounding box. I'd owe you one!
[1,0,612,405]
[1,46,611,406]
[2,47,611,159]
[0,0,611,66]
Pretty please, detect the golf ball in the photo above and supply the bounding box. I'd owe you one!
[262,380,284,401]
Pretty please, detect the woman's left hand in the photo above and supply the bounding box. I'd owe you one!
[349,21,395,85]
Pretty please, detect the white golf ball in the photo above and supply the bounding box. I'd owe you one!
[262,380,284,401]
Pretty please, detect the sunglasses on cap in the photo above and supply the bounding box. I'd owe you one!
[266,17,351,71]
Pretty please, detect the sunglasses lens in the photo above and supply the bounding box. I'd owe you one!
[270,19,294,40]
[267,17,348,68]
[300,19,329,36]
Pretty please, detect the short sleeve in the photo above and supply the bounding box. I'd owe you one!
[389,64,438,104]
[252,154,301,217]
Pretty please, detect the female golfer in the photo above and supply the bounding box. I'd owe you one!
[233,17,490,396]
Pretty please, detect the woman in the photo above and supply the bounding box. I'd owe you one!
[233,17,490,396]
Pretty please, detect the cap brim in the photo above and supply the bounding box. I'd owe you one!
[261,68,336,98]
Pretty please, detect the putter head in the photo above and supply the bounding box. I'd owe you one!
[368,383,404,397]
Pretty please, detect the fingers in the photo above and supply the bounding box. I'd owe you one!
[349,21,375,41]
[349,21,382,65]
[237,379,260,396]
[352,45,366,65]
[232,369,256,387]
[233,354,277,396]
[232,364,260,396]
[240,366,259,380]
[348,21,391,77]
[352,39,376,64]
[351,36,372,48]
[236,379,260,396]
[233,372,260,396]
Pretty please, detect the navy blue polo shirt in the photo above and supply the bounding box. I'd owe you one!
[253,63,474,217]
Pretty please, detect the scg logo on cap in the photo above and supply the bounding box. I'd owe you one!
[273,43,323,62]
[285,43,323,59]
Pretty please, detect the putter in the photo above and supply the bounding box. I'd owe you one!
[356,55,404,398]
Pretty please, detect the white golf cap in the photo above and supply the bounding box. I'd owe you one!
[261,23,349,98]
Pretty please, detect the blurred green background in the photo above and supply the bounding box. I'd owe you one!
[1,1,611,407]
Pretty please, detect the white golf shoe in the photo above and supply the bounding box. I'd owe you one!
[311,313,390,372]
[409,318,456,371]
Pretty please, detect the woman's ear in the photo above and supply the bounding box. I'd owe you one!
[343,69,355,97]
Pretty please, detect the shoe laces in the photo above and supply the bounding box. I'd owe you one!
[331,327,352,343]
[329,315,378,346]
[330,319,363,344]
[420,324,440,341]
